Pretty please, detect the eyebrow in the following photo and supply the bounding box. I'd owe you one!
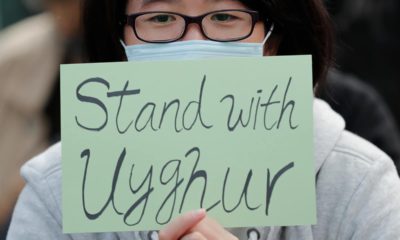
[142,0,179,4]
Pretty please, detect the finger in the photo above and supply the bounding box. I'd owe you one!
[191,216,238,240]
[180,231,207,240]
[159,209,206,240]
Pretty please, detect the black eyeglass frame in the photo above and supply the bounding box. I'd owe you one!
[121,9,261,43]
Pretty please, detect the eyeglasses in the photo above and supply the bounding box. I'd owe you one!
[121,9,260,43]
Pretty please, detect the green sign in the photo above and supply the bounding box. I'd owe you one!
[61,56,315,233]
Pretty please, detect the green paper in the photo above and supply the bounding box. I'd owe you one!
[61,55,316,233]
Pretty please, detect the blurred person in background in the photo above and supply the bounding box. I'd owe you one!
[319,0,400,173]
[321,71,400,173]
[0,0,81,238]
[326,0,400,127]
[0,0,36,29]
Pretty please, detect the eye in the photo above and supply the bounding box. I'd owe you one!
[210,13,238,22]
[148,14,177,23]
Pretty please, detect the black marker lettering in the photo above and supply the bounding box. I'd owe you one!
[159,100,183,133]
[179,147,207,212]
[75,78,110,131]
[265,162,294,215]
[107,80,141,134]
[222,169,261,212]
[135,102,158,132]
[277,77,298,129]
[260,85,279,130]
[182,76,213,130]
[124,164,154,226]
[156,160,184,225]
[81,148,125,220]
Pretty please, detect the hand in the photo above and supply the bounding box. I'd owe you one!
[158,209,206,240]
[159,210,238,240]
[183,216,238,240]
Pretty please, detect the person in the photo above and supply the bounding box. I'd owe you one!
[0,0,81,238]
[326,0,400,128]
[6,0,400,239]
[321,70,400,173]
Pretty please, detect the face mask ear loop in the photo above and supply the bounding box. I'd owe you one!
[120,39,127,48]
[262,23,275,45]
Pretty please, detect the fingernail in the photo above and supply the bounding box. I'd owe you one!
[194,208,206,217]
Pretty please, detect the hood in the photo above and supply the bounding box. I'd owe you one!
[313,98,346,174]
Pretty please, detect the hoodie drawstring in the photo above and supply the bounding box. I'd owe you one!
[147,231,159,240]
[247,228,261,240]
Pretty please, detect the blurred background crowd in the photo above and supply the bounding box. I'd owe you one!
[0,0,399,238]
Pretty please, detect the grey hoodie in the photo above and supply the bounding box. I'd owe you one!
[7,99,400,240]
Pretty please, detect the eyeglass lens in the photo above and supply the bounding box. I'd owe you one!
[134,11,254,42]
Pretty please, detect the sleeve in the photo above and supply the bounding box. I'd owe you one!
[6,184,69,240]
[338,155,400,239]
[6,143,144,240]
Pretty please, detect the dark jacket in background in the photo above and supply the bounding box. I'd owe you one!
[321,70,400,174]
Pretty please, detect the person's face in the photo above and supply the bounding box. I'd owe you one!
[124,0,280,55]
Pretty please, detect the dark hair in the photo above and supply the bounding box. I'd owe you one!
[83,0,334,85]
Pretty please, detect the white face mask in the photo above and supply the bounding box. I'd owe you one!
[121,24,274,61]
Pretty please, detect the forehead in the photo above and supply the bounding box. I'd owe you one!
[138,0,240,6]
[127,0,247,14]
